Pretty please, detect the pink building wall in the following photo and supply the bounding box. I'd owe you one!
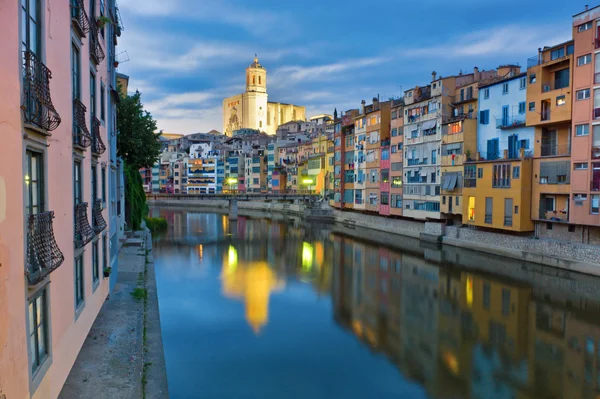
[0,1,112,397]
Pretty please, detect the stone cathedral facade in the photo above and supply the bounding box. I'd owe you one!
[222,56,306,136]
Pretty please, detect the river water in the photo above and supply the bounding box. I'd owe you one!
[151,208,600,399]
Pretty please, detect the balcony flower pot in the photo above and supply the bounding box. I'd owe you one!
[113,61,119,68]
[96,16,110,29]
[103,267,112,278]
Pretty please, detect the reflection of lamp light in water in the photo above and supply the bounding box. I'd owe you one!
[302,242,313,270]
[228,245,238,272]
[466,275,473,308]
[197,244,203,258]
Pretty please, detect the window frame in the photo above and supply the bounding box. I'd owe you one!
[576,124,590,136]
[576,89,591,101]
[92,240,99,287]
[28,288,49,374]
[75,254,85,310]
[26,149,45,216]
[21,0,42,55]
[577,53,592,66]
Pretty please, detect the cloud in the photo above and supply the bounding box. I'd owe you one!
[152,105,224,134]
[269,57,390,87]
[404,24,570,59]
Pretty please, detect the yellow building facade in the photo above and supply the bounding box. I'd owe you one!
[463,155,535,231]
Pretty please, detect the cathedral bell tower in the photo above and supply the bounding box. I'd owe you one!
[244,55,268,131]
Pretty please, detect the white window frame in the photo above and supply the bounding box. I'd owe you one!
[576,124,590,136]
[576,89,591,100]
[574,162,588,170]
[577,54,592,66]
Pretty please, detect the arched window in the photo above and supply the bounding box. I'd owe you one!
[252,75,256,84]
[259,121,262,128]
[258,76,261,85]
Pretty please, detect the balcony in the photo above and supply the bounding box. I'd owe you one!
[26,211,65,285]
[92,199,107,233]
[496,116,525,130]
[74,202,95,248]
[464,178,477,188]
[593,147,600,159]
[596,38,600,49]
[594,108,600,120]
[89,22,106,65]
[441,154,464,166]
[541,109,551,122]
[73,99,92,148]
[541,79,569,93]
[540,144,570,157]
[91,117,106,155]
[592,180,600,191]
[70,0,91,37]
[22,50,62,132]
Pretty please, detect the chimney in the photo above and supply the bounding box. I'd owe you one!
[474,66,480,82]
[373,97,379,110]
[538,47,542,64]
[586,4,589,10]
[432,71,437,82]
[361,99,366,114]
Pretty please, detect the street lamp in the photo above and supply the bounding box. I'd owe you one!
[227,177,238,194]
[302,178,314,194]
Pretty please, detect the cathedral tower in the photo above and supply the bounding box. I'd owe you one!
[244,55,268,131]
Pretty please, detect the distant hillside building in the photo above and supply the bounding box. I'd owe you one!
[222,56,306,136]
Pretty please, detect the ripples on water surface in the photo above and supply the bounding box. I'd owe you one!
[151,209,600,399]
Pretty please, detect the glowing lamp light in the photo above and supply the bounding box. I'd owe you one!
[227,178,238,184]
[466,275,473,308]
[302,178,314,185]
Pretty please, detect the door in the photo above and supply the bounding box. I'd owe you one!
[502,105,509,127]
[504,198,513,227]
[449,196,453,213]
[542,129,557,156]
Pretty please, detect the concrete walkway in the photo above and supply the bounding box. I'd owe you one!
[59,229,169,399]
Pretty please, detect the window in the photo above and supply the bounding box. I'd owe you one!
[100,82,106,121]
[456,196,459,206]
[391,146,397,154]
[576,124,590,136]
[518,102,526,114]
[483,282,490,309]
[555,95,566,106]
[493,164,511,187]
[551,47,565,60]
[381,193,389,205]
[381,169,389,183]
[391,110,397,120]
[529,102,535,112]
[91,164,97,201]
[519,77,526,90]
[483,88,489,99]
[575,163,588,170]
[442,196,446,205]
[101,167,106,203]
[468,196,475,221]
[92,240,100,285]
[502,83,509,94]
[578,54,592,66]
[72,44,81,100]
[29,289,49,374]
[26,150,45,215]
[513,166,520,178]
[577,89,590,100]
[74,161,82,205]
[479,110,490,125]
[21,0,41,55]
[478,168,483,179]
[391,128,397,137]
[592,195,599,214]
[502,289,511,316]
[578,21,592,32]
[75,255,84,308]
[431,150,437,164]
[529,74,536,84]
[485,197,493,224]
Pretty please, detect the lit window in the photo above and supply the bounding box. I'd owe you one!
[557,96,566,106]
[468,196,475,221]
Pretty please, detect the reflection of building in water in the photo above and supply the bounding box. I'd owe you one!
[220,246,284,334]
[401,256,440,392]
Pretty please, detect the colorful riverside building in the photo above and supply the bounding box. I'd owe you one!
[441,68,497,224]
[390,100,405,216]
[463,66,536,232]
[0,0,123,397]
[569,6,600,240]
[526,40,574,234]
[366,99,389,213]
[353,111,367,210]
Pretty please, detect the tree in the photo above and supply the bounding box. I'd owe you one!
[117,90,162,170]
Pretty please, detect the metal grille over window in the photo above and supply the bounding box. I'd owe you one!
[89,23,106,64]
[21,51,62,132]
[73,99,92,147]
[92,199,107,233]
[70,0,91,36]
[91,117,106,155]
[74,202,95,248]
[27,211,65,285]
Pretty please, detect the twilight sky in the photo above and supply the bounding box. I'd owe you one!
[116,0,579,134]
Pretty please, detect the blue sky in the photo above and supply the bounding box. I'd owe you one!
[117,0,580,134]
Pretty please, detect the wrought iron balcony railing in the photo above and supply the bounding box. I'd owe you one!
[21,50,62,132]
[540,144,570,157]
[91,117,106,155]
[89,22,106,64]
[74,202,95,248]
[73,99,92,148]
[92,199,107,233]
[70,0,91,37]
[27,211,65,285]
[496,116,526,130]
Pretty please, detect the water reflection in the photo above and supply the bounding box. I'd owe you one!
[153,208,600,399]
